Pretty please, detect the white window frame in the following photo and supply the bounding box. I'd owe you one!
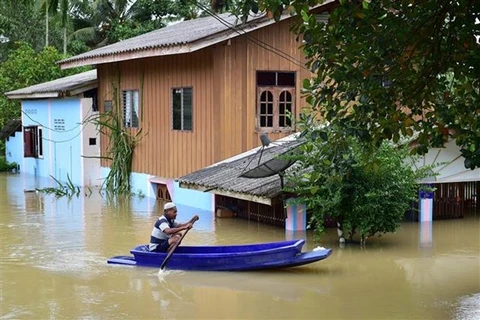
[171,87,193,131]
[122,90,139,128]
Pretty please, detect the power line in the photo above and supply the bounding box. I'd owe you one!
[21,109,99,144]
[21,109,98,133]
[41,126,85,144]
[195,3,309,71]
[198,3,307,68]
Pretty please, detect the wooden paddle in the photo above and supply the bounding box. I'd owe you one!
[160,216,199,270]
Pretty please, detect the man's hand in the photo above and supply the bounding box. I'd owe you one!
[185,223,193,230]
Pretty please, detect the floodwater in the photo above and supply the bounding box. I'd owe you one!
[0,173,479,320]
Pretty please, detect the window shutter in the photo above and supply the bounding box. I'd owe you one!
[23,127,36,157]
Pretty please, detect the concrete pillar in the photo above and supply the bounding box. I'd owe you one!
[419,185,433,247]
[285,200,307,231]
[285,230,307,241]
[419,185,433,222]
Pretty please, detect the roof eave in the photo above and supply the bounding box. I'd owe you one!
[178,182,273,206]
[6,92,60,100]
[59,44,192,70]
[6,80,98,100]
[58,11,293,70]
[69,81,99,96]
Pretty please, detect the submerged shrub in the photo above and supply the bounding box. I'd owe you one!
[0,157,17,172]
[286,125,429,245]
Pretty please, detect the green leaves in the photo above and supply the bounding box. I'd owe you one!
[236,0,479,169]
[362,0,370,10]
[285,118,427,243]
[0,42,86,132]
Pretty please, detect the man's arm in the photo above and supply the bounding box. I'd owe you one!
[176,215,199,228]
[163,224,192,235]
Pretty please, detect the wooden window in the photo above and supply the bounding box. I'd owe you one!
[122,90,139,128]
[172,87,193,131]
[256,71,295,132]
[23,126,43,158]
[156,184,172,201]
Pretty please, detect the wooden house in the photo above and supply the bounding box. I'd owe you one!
[58,2,336,211]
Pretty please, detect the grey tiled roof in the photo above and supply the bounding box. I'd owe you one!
[5,70,97,98]
[176,138,304,199]
[59,12,267,65]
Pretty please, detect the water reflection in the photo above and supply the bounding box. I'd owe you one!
[1,173,479,320]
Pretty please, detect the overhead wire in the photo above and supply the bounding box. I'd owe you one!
[21,109,99,144]
[21,109,97,133]
[195,2,310,71]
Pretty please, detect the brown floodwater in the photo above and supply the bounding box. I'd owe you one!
[0,173,479,320]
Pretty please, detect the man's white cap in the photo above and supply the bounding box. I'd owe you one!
[164,202,176,210]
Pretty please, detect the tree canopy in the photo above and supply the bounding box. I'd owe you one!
[285,124,428,243]
[0,42,87,153]
[224,0,480,169]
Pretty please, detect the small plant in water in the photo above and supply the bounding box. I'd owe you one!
[37,174,81,198]
[136,189,145,199]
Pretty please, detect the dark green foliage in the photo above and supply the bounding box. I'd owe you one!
[37,174,82,197]
[69,0,206,49]
[0,156,17,172]
[285,120,431,244]
[0,42,88,138]
[90,78,145,196]
[230,0,480,169]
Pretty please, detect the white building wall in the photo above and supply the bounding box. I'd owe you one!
[414,139,480,183]
[80,98,101,187]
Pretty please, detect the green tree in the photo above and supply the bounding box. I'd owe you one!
[0,0,66,60]
[41,0,71,54]
[0,0,45,60]
[227,0,480,169]
[70,0,215,49]
[70,0,168,48]
[286,121,429,244]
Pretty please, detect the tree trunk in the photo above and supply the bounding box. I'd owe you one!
[63,27,67,55]
[45,1,49,47]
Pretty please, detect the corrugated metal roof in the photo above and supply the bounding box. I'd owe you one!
[59,12,267,66]
[58,1,335,68]
[176,135,304,200]
[0,119,21,139]
[5,69,97,99]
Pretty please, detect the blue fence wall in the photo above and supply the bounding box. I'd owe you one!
[5,132,23,167]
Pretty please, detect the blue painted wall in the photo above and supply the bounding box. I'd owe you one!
[5,132,23,167]
[171,180,214,211]
[22,98,83,185]
[102,167,214,212]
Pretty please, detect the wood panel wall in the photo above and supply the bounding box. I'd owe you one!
[97,49,215,178]
[214,18,310,164]
[97,18,309,179]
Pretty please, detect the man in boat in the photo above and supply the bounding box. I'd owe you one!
[149,202,199,252]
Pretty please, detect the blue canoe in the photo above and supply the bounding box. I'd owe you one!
[107,239,332,271]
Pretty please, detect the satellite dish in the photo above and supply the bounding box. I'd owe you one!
[240,133,302,179]
[239,134,304,219]
[240,154,296,179]
[240,133,284,175]
[259,133,271,147]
